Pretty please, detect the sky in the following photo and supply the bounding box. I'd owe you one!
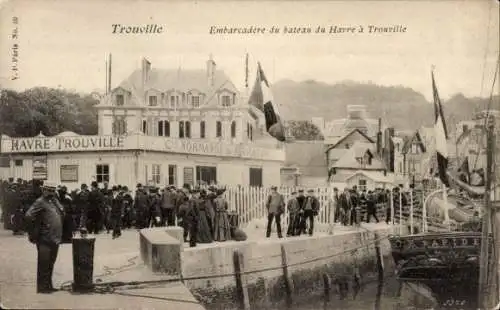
[0,0,498,101]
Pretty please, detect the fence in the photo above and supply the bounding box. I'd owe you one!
[222,186,456,234]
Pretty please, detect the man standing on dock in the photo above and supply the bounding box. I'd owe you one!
[265,186,285,238]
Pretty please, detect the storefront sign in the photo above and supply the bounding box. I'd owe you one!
[164,139,270,160]
[60,165,78,182]
[394,235,482,250]
[8,136,125,153]
[32,155,47,180]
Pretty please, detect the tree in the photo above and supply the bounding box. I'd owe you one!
[0,87,98,137]
[286,120,324,141]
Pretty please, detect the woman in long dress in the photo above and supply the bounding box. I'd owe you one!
[213,189,232,242]
[196,190,214,243]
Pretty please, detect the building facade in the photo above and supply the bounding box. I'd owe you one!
[0,56,285,189]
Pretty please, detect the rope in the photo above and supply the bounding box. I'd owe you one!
[58,227,392,295]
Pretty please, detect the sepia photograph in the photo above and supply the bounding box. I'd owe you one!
[0,0,499,309]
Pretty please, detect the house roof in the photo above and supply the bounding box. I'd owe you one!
[325,129,375,152]
[402,130,427,154]
[109,68,239,106]
[332,141,385,170]
[285,141,328,177]
[345,170,395,183]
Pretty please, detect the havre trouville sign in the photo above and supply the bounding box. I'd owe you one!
[10,136,125,152]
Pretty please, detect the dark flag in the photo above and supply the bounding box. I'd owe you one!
[432,70,449,187]
[458,156,470,184]
[248,62,286,142]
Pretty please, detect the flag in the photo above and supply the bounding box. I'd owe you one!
[458,156,470,184]
[432,70,449,187]
[248,62,286,142]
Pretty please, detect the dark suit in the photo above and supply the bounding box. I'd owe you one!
[25,196,64,293]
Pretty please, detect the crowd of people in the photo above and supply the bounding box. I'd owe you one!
[0,178,242,247]
[264,185,417,238]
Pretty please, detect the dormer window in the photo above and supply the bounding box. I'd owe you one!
[345,143,350,149]
[170,95,179,108]
[191,95,200,108]
[116,94,124,106]
[216,121,222,138]
[221,95,231,107]
[148,95,158,106]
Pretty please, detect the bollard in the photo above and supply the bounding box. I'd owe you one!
[72,236,96,292]
[323,273,331,302]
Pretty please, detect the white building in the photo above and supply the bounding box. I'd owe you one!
[0,56,285,189]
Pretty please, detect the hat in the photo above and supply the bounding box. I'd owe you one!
[191,188,200,194]
[291,191,297,195]
[208,186,217,192]
[298,189,304,193]
[91,181,98,188]
[81,183,88,189]
[42,181,58,190]
[137,183,143,188]
[123,186,129,191]
[307,189,314,193]
[271,186,278,190]
[112,186,118,191]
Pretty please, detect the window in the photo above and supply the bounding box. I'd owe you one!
[178,121,190,138]
[0,155,10,168]
[158,120,170,137]
[221,95,231,107]
[14,159,23,167]
[248,124,253,141]
[116,94,124,106]
[345,143,350,149]
[196,166,217,185]
[170,95,179,108]
[231,121,236,138]
[191,95,200,108]
[216,121,222,137]
[358,179,367,191]
[249,168,263,187]
[399,162,403,173]
[152,164,161,184]
[184,167,194,186]
[168,165,177,186]
[200,121,206,138]
[96,164,110,183]
[185,121,191,138]
[112,116,127,135]
[462,124,468,133]
[149,95,158,106]
[179,121,184,138]
[142,120,148,134]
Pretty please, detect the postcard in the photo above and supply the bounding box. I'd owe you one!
[0,1,498,309]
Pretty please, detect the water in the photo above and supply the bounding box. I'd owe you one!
[287,276,478,310]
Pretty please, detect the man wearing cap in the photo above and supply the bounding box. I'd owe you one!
[86,181,105,234]
[298,189,320,236]
[265,186,285,238]
[286,191,299,237]
[25,182,64,293]
[134,183,150,229]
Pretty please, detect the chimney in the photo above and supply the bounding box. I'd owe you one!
[206,54,216,87]
[383,127,395,172]
[376,118,382,155]
[141,58,151,91]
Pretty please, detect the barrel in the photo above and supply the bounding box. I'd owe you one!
[72,237,95,292]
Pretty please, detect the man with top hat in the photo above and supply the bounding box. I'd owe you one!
[134,183,150,229]
[25,181,64,294]
[178,188,199,247]
[147,187,162,228]
[87,181,104,234]
[265,186,285,238]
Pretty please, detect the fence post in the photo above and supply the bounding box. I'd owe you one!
[280,244,294,307]
[410,190,414,234]
[233,249,250,310]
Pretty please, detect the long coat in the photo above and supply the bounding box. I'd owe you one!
[25,196,65,245]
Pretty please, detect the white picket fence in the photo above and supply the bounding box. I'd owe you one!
[221,186,459,234]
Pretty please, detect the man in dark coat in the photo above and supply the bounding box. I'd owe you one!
[161,186,177,226]
[148,188,162,228]
[57,186,74,243]
[286,191,299,236]
[365,191,379,223]
[110,186,123,239]
[87,182,104,234]
[338,187,353,226]
[121,186,135,229]
[297,189,320,236]
[265,186,285,238]
[134,184,150,229]
[25,182,64,294]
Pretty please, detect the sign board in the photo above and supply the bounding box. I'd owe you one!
[32,155,47,180]
[164,139,271,160]
[5,135,125,153]
[183,167,194,186]
[60,165,78,182]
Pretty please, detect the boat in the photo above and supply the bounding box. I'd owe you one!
[388,62,499,309]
